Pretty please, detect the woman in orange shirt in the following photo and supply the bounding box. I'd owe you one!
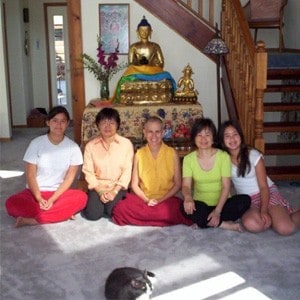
[82,108,134,220]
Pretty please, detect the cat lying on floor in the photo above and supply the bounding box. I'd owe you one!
[104,267,156,300]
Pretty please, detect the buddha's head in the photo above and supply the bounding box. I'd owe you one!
[137,16,152,41]
[137,16,151,29]
[183,64,194,76]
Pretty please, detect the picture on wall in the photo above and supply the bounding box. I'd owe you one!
[99,4,129,54]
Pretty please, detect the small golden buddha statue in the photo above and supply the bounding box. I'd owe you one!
[174,64,198,103]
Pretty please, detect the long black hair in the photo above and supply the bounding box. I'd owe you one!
[219,120,250,177]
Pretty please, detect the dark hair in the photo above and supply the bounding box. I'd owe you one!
[47,105,70,122]
[190,118,217,147]
[95,107,120,130]
[219,120,250,177]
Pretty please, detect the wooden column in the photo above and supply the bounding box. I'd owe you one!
[67,0,85,145]
[254,41,267,153]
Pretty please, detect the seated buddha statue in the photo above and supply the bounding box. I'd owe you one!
[114,16,176,104]
[175,64,197,97]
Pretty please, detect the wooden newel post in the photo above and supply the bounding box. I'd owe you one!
[254,41,267,153]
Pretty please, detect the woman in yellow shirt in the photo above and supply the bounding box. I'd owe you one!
[113,116,191,226]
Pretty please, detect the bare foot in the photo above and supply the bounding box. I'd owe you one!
[190,223,199,230]
[70,215,76,220]
[220,221,244,232]
[15,217,38,228]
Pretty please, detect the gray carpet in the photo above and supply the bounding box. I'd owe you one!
[1,127,300,300]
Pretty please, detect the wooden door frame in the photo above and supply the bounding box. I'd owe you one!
[3,2,13,129]
[44,3,68,114]
[66,0,85,145]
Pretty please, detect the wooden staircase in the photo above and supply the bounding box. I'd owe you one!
[135,0,300,181]
[221,0,300,181]
[263,64,300,180]
[133,0,215,55]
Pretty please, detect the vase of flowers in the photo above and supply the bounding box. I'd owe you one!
[82,37,127,100]
[100,77,110,100]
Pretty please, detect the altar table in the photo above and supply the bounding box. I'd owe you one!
[77,101,203,191]
[81,101,203,147]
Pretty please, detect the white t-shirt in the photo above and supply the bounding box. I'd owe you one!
[23,135,83,191]
[231,149,273,196]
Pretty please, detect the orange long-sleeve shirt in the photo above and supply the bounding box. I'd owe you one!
[82,134,134,191]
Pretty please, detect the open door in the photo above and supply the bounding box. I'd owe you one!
[45,5,72,118]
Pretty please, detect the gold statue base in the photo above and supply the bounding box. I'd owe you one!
[173,95,198,104]
[120,79,173,105]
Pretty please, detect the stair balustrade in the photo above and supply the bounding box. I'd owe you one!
[221,0,267,153]
[134,0,300,179]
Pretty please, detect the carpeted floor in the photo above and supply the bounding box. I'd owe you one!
[1,127,300,300]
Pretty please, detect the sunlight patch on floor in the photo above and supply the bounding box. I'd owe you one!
[45,222,158,253]
[153,254,222,282]
[220,286,271,299]
[152,272,245,300]
[0,170,24,178]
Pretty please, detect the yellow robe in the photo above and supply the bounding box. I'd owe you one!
[136,143,175,199]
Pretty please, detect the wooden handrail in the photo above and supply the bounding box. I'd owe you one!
[221,0,267,152]
[176,1,268,152]
[134,0,215,55]
[177,0,216,27]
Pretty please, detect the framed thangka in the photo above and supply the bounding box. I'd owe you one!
[99,4,129,54]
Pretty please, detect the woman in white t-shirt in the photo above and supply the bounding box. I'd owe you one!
[219,120,300,236]
[5,106,87,227]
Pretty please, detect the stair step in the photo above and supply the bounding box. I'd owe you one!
[267,68,300,80]
[264,122,300,132]
[265,142,300,155]
[266,166,300,181]
[264,102,300,112]
[266,84,300,93]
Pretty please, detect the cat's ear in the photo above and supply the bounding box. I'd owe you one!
[131,279,146,291]
[145,270,155,278]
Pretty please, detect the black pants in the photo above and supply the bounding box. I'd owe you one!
[182,194,251,228]
[82,189,126,221]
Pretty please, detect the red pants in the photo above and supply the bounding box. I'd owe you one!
[5,189,87,224]
[112,193,192,227]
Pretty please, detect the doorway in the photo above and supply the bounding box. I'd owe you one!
[45,4,72,118]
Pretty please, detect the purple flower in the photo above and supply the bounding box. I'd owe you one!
[82,38,127,82]
[97,43,119,74]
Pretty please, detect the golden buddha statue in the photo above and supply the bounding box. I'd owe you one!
[128,18,164,68]
[174,64,198,103]
[114,16,176,105]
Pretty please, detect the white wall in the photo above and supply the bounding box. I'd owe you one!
[4,0,31,126]
[1,0,299,138]
[0,0,65,131]
[285,0,300,49]
[27,0,66,112]
[81,0,218,122]
[0,0,11,139]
